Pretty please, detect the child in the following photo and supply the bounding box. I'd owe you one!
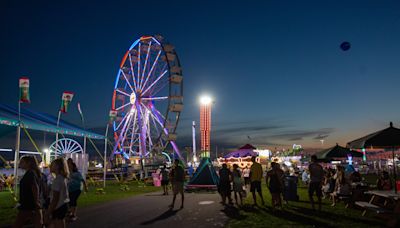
[46,158,70,228]
[232,164,244,206]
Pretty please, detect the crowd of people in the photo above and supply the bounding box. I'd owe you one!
[13,156,87,228]
[0,173,15,191]
[5,153,398,227]
[303,155,398,209]
[214,154,397,212]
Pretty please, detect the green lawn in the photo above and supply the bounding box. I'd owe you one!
[0,181,160,226]
[227,182,385,228]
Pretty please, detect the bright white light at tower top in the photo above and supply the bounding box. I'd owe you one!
[200,95,212,105]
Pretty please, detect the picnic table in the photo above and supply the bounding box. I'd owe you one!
[365,190,400,200]
[355,190,400,216]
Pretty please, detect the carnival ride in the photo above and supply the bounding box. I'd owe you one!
[48,138,83,161]
[111,35,183,161]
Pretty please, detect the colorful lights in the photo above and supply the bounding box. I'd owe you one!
[200,95,212,157]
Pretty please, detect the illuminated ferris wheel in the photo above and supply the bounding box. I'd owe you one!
[111,35,183,159]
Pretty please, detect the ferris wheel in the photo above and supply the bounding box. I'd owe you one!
[48,138,83,161]
[111,35,183,159]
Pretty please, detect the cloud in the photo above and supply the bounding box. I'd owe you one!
[313,134,329,140]
[214,124,286,135]
[268,128,334,141]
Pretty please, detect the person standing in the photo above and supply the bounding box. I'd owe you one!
[250,156,265,206]
[243,166,250,186]
[331,166,351,207]
[232,164,244,206]
[67,160,88,221]
[46,158,70,228]
[218,163,233,205]
[169,159,185,209]
[13,156,42,228]
[266,162,284,210]
[302,169,310,186]
[160,165,170,195]
[308,155,324,211]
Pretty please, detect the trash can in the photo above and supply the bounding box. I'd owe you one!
[283,175,299,201]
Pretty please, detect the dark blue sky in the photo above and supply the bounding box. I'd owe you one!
[1,0,400,149]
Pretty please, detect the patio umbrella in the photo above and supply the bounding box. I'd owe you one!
[315,143,363,160]
[347,122,400,193]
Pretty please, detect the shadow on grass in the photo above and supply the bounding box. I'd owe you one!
[290,206,384,226]
[240,204,262,213]
[259,207,334,227]
[221,205,247,220]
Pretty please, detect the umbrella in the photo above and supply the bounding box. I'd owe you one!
[347,122,400,193]
[315,143,363,160]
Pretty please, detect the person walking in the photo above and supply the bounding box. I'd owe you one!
[160,165,170,195]
[13,156,43,228]
[169,159,185,209]
[46,158,70,228]
[232,164,244,206]
[308,155,324,211]
[250,156,265,206]
[266,162,284,210]
[218,163,233,205]
[67,159,88,221]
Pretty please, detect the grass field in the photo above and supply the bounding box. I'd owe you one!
[0,181,160,226]
[227,182,385,228]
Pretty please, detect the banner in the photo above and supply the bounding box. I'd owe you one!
[109,109,117,123]
[60,91,74,113]
[19,77,30,103]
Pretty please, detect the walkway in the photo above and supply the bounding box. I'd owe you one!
[70,191,230,228]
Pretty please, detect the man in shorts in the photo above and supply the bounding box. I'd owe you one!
[250,156,265,206]
[218,163,233,205]
[170,159,185,209]
[308,155,324,211]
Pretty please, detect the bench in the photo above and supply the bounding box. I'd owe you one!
[355,201,391,216]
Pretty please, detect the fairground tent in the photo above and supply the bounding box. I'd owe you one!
[0,104,105,163]
[0,104,104,139]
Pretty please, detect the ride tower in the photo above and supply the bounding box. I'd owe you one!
[186,95,219,191]
[200,96,211,158]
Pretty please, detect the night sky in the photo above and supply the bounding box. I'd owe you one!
[1,0,400,150]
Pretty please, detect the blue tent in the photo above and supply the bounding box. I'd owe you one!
[0,104,104,139]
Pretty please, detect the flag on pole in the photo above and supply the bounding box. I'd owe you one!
[109,109,117,123]
[19,77,30,103]
[77,102,84,122]
[60,91,74,113]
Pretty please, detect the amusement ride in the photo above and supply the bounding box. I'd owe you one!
[110,35,184,162]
